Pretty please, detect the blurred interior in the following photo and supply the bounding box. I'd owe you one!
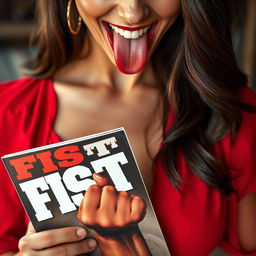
[0,1,255,256]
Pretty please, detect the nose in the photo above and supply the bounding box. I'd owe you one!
[116,0,149,25]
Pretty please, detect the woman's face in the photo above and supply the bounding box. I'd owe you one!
[75,0,181,74]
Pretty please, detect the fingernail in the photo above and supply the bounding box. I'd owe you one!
[88,238,97,248]
[94,173,102,179]
[76,228,87,237]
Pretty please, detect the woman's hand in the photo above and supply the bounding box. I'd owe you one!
[78,173,146,231]
[17,222,97,255]
[77,173,151,256]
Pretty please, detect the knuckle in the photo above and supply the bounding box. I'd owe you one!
[119,191,129,197]
[99,218,113,228]
[42,233,55,247]
[85,219,96,226]
[64,229,78,241]
[131,215,139,223]
[78,213,95,226]
[132,212,143,223]
[134,196,146,209]
[87,184,100,192]
[133,195,144,204]
[18,236,29,251]
[103,185,116,193]
[55,246,68,256]
[116,218,129,227]
[79,239,96,252]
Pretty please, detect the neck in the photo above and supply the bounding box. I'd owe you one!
[55,32,160,94]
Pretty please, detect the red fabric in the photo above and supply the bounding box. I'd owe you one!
[0,77,60,253]
[0,77,256,255]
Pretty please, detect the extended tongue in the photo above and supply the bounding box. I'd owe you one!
[113,31,148,74]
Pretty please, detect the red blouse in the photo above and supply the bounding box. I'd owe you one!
[0,77,256,255]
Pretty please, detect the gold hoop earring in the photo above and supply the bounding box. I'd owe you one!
[67,0,82,35]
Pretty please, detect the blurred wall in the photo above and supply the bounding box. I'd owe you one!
[0,0,34,81]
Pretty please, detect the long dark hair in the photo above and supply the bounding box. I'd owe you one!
[26,0,255,196]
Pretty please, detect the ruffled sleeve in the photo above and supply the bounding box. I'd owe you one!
[221,87,256,256]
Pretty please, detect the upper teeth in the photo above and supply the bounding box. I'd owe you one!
[109,24,150,39]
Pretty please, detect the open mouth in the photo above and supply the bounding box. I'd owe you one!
[102,21,158,74]
[102,21,157,49]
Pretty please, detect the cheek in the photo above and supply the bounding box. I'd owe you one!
[76,0,113,17]
[150,0,181,18]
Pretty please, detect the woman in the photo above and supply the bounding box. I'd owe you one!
[0,0,256,255]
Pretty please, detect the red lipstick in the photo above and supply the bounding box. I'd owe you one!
[107,22,151,31]
[102,21,157,50]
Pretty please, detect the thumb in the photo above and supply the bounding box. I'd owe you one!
[93,173,109,187]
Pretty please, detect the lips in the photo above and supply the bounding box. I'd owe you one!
[107,22,151,32]
[102,21,157,74]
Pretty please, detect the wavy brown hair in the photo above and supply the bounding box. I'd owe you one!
[26,0,255,195]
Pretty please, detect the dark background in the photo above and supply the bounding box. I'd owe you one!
[0,0,35,80]
[0,0,255,89]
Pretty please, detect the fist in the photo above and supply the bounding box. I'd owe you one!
[77,174,146,231]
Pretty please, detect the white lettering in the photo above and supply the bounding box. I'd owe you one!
[63,165,96,206]
[83,137,118,157]
[91,152,133,191]
[19,178,53,221]
[45,173,76,214]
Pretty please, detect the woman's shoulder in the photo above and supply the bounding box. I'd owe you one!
[0,76,53,98]
[0,76,54,111]
[0,76,56,132]
[0,76,57,153]
[0,76,49,87]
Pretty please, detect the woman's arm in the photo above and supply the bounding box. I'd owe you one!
[237,192,256,252]
[93,225,151,256]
